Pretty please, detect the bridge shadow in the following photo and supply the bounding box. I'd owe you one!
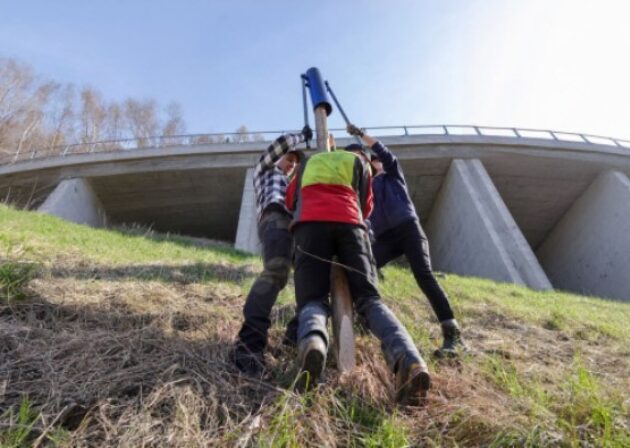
[110,225,251,259]
[43,225,260,285]
[49,262,257,285]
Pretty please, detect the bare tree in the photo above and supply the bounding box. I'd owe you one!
[0,56,198,161]
[124,98,159,147]
[234,125,250,143]
[0,58,36,154]
[78,87,107,144]
[100,102,126,151]
[161,101,186,146]
[191,134,212,145]
[11,81,56,161]
[45,83,76,152]
[162,102,185,136]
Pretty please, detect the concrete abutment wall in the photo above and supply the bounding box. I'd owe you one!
[38,178,108,227]
[426,159,552,290]
[537,170,630,301]
[234,168,261,254]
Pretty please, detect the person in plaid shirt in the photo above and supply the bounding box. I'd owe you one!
[233,125,312,377]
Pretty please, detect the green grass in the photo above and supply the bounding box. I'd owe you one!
[0,260,38,301]
[1,203,629,447]
[554,359,630,447]
[0,398,39,447]
[0,204,251,267]
[381,263,630,344]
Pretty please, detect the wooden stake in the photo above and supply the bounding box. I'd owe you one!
[313,105,356,373]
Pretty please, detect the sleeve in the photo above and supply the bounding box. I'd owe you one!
[253,133,304,177]
[364,174,373,218]
[356,158,374,219]
[371,141,404,183]
[285,176,298,211]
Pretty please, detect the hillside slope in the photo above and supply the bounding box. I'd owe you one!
[1,204,629,447]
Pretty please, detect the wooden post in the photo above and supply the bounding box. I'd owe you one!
[331,262,356,371]
[314,107,330,152]
[313,106,356,372]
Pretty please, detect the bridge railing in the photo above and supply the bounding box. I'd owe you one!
[2,125,630,165]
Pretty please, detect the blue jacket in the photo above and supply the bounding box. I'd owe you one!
[369,141,418,237]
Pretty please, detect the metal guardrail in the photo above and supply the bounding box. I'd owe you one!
[2,125,630,165]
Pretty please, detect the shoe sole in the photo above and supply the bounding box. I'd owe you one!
[434,348,458,359]
[297,347,325,391]
[396,369,431,406]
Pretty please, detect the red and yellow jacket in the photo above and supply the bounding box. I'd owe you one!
[286,150,373,227]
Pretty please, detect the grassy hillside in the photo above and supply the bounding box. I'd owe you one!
[1,204,629,447]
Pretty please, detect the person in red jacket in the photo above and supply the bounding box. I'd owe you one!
[286,141,431,405]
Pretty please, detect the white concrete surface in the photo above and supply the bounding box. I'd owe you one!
[38,178,108,227]
[234,168,261,253]
[426,159,552,290]
[537,171,630,301]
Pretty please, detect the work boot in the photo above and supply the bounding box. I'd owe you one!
[434,319,468,359]
[233,344,266,378]
[282,316,299,348]
[296,334,327,391]
[282,331,297,348]
[395,355,431,406]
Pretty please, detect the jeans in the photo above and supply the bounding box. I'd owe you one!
[237,210,297,353]
[293,222,422,371]
[372,219,454,322]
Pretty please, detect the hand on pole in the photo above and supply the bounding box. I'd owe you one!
[347,123,365,138]
[328,133,336,150]
[302,125,313,142]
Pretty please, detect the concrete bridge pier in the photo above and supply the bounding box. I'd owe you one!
[38,177,108,227]
[537,170,630,301]
[234,168,261,254]
[426,159,552,290]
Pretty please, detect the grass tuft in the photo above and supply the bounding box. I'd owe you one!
[554,358,630,446]
[0,398,40,447]
[0,261,38,302]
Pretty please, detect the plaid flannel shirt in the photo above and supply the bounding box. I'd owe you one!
[253,133,304,221]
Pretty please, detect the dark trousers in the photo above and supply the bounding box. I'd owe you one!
[372,219,454,322]
[237,210,297,353]
[293,222,422,370]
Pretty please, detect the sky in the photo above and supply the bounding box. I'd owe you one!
[1,0,630,139]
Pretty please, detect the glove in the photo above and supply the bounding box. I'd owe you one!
[301,125,313,142]
[347,123,365,137]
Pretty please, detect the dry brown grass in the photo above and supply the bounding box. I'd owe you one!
[1,244,629,446]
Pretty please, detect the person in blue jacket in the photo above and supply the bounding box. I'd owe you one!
[347,124,467,358]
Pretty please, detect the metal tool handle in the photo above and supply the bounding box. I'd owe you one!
[301,75,311,149]
[324,81,363,146]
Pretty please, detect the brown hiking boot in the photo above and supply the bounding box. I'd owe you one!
[296,334,326,391]
[395,358,431,406]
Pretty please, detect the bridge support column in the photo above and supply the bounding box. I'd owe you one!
[38,178,108,227]
[537,170,630,301]
[426,159,552,290]
[234,168,261,254]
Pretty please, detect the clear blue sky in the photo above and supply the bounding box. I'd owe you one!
[2,0,630,139]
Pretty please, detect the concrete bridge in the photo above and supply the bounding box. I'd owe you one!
[2,126,629,301]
